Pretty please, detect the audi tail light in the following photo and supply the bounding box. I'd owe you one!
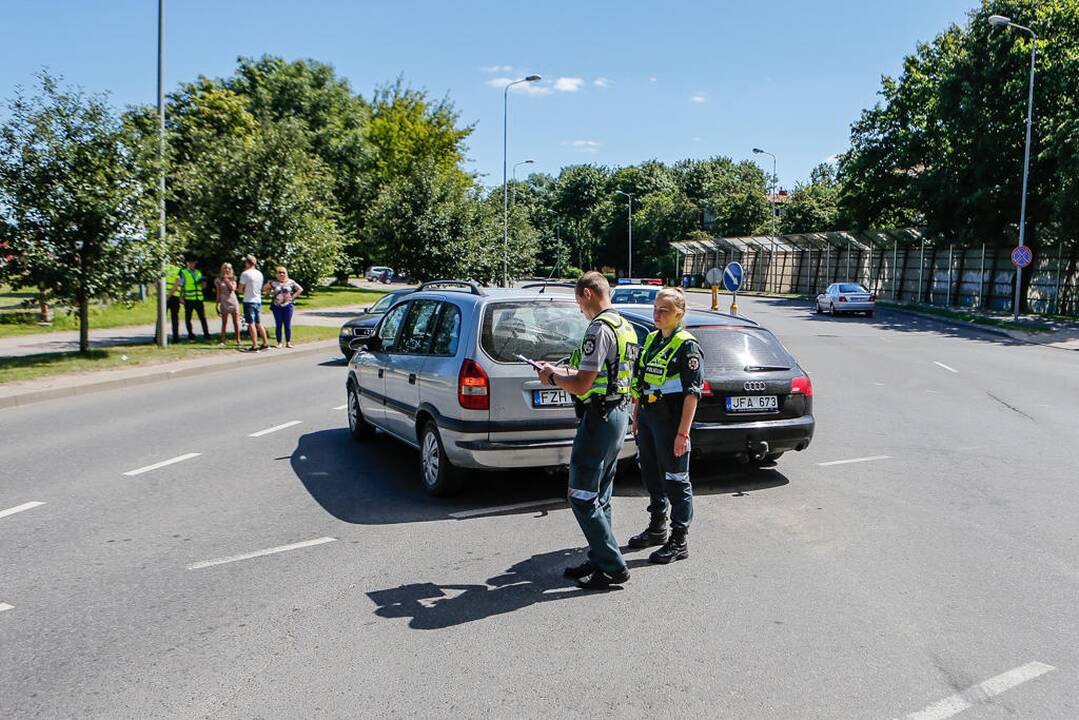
[839,296,848,302]
[790,375,813,397]
[869,294,876,301]
[458,359,490,410]
[701,380,714,397]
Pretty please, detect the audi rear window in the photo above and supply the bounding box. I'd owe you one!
[691,327,796,375]
[481,302,588,363]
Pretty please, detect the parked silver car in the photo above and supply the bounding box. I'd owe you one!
[344,281,634,495]
[364,266,393,282]
[815,283,875,316]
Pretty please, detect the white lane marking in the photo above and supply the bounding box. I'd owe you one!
[925,389,940,394]
[0,603,13,613]
[873,382,887,387]
[187,536,336,570]
[123,453,201,477]
[895,661,1054,720]
[817,455,892,467]
[933,361,959,373]
[449,498,566,519]
[0,501,45,520]
[248,420,302,438]
[332,404,347,410]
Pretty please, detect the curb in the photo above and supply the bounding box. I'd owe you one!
[0,340,340,411]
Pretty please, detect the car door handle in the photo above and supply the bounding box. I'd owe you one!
[408,373,417,385]
[378,368,384,378]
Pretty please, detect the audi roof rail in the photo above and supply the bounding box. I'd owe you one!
[416,279,486,296]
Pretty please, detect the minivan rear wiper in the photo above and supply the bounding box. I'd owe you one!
[744,364,790,372]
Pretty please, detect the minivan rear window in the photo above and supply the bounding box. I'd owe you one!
[692,327,796,375]
[482,302,588,363]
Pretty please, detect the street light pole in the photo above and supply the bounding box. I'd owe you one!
[989,14,1037,321]
[155,0,167,348]
[511,159,534,207]
[502,75,541,288]
[753,148,778,293]
[615,190,634,278]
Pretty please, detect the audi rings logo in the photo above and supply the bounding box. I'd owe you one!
[743,381,767,392]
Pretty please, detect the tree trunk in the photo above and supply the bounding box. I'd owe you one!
[78,291,89,354]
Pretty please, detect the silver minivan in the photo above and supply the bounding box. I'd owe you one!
[345,281,635,495]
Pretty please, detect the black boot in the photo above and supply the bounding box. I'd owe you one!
[627,513,668,549]
[649,528,689,564]
[563,560,596,579]
[576,566,630,590]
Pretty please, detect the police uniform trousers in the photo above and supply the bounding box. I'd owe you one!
[184,299,210,338]
[568,404,630,573]
[636,401,694,530]
[167,295,181,342]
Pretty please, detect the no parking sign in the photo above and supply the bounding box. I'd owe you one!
[1011,245,1033,268]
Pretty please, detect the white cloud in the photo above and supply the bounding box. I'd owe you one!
[689,92,707,104]
[593,77,610,88]
[648,76,658,83]
[486,77,553,95]
[554,77,585,92]
[564,140,601,153]
[693,136,703,142]
[480,65,513,73]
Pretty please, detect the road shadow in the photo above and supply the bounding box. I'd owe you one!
[747,296,1030,347]
[366,548,602,630]
[290,428,789,526]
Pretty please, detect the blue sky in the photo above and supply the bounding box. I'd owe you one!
[1,0,977,190]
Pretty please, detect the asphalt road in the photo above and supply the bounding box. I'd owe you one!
[2,294,1077,719]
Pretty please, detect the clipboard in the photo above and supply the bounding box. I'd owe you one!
[515,353,544,370]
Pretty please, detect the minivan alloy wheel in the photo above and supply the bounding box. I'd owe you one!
[422,431,440,487]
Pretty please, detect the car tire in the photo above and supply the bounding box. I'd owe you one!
[815,301,823,314]
[420,421,463,496]
[347,383,375,441]
[866,310,874,318]
[829,302,837,316]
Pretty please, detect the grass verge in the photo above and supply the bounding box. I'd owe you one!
[0,325,338,385]
[0,283,387,338]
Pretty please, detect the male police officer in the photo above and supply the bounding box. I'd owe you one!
[536,272,639,590]
[173,256,210,340]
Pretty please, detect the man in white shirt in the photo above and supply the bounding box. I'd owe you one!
[237,254,269,352]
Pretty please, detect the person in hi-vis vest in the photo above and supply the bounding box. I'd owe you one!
[627,287,703,564]
[535,272,639,590]
[173,256,211,340]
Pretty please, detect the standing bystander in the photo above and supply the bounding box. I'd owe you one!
[237,254,269,352]
[265,266,303,348]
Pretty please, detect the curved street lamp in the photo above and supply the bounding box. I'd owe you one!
[988,14,1038,320]
[753,148,779,293]
[511,159,534,207]
[614,190,634,278]
[502,75,541,287]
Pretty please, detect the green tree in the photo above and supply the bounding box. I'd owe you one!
[781,163,841,233]
[0,73,164,352]
[176,120,344,290]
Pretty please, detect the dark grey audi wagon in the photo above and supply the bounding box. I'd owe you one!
[618,306,815,464]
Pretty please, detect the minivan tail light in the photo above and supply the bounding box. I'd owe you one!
[701,380,714,397]
[790,375,813,397]
[458,359,490,410]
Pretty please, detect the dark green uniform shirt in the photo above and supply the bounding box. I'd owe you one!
[633,329,704,418]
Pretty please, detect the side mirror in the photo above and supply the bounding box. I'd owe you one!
[349,335,381,352]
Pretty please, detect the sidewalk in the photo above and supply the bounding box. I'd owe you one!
[0,303,368,358]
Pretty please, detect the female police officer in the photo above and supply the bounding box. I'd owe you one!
[627,287,703,563]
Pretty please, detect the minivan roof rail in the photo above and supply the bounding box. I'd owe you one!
[521,282,576,292]
[417,279,486,296]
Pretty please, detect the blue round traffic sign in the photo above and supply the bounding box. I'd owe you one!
[1011,245,1033,268]
[722,262,745,292]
